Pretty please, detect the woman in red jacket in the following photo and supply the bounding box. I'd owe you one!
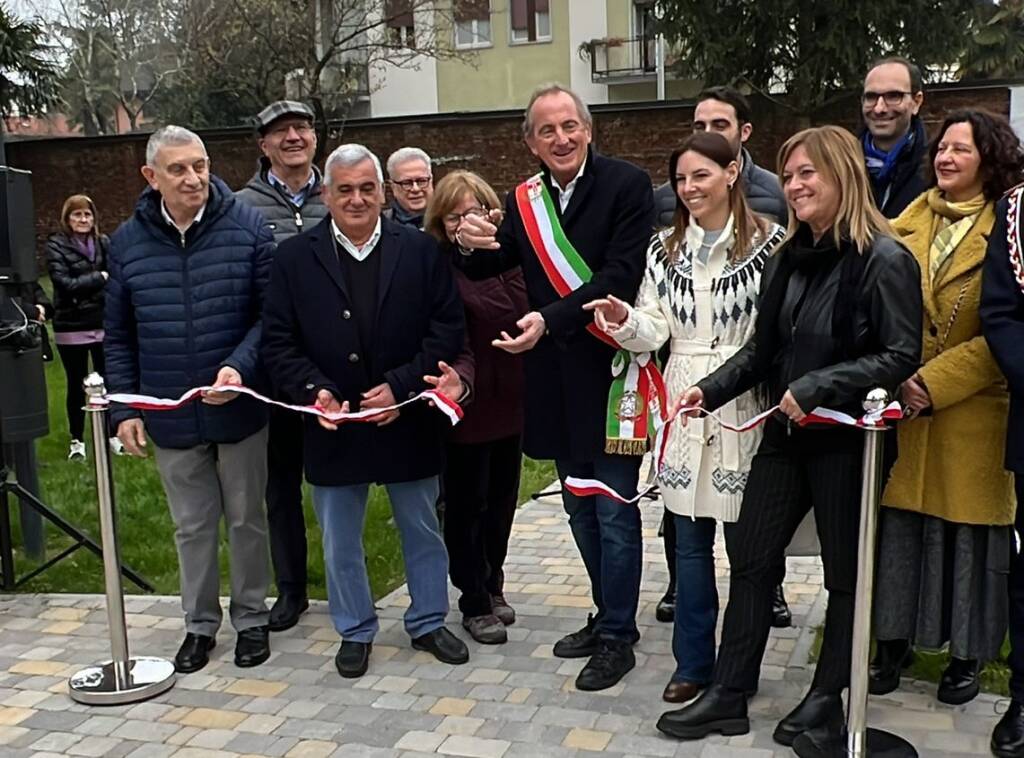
[425,171,529,645]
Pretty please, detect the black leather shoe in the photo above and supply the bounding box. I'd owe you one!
[335,641,372,678]
[174,633,215,673]
[937,657,980,705]
[268,594,308,632]
[553,614,599,659]
[656,587,676,623]
[412,627,469,665]
[869,638,913,695]
[575,639,635,691]
[992,699,1024,757]
[773,687,844,746]
[656,683,749,740]
[771,584,792,628]
[234,626,270,668]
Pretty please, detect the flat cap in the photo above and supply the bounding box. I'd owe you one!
[254,100,314,133]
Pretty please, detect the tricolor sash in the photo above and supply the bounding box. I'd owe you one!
[515,172,666,455]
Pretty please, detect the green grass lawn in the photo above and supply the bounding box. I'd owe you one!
[6,324,556,600]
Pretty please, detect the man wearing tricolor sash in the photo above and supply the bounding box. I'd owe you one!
[981,184,1024,758]
[457,84,655,691]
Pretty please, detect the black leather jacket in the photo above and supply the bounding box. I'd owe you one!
[698,231,922,420]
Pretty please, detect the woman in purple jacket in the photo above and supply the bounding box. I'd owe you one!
[425,171,529,645]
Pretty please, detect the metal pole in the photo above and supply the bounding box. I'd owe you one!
[846,388,887,755]
[69,373,175,705]
[655,34,666,101]
[792,388,916,758]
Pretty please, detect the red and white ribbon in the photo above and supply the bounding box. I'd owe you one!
[99,384,463,426]
[564,400,902,504]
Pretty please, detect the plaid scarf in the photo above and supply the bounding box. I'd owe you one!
[925,189,987,282]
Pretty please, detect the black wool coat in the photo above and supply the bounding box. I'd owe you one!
[981,193,1024,473]
[261,216,465,485]
[455,149,655,462]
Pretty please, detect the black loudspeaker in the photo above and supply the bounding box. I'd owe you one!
[0,345,48,443]
[0,167,37,284]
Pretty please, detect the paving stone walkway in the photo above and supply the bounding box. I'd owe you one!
[0,489,1005,757]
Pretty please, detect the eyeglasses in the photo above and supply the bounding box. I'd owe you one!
[443,206,488,224]
[862,91,912,107]
[392,177,432,191]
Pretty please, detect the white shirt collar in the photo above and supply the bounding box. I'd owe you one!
[161,199,205,233]
[332,217,382,262]
[551,156,587,213]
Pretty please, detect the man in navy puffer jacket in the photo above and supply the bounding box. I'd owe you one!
[105,125,275,674]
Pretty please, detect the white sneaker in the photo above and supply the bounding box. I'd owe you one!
[68,439,86,460]
[108,437,125,456]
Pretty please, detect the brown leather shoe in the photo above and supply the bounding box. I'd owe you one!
[663,679,702,703]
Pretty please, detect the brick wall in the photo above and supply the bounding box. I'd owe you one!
[5,84,1011,246]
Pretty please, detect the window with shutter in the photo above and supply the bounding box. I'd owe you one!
[510,0,550,44]
[454,0,492,48]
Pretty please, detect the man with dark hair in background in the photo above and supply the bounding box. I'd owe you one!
[860,56,928,219]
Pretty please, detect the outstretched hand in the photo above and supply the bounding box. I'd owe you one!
[424,361,465,402]
[493,311,545,354]
[582,294,629,333]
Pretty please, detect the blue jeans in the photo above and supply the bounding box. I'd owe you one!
[556,454,642,643]
[671,514,718,684]
[312,477,449,643]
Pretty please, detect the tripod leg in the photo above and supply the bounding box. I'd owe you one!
[8,482,155,593]
[0,483,15,591]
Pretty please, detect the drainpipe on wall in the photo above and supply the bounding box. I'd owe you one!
[656,34,666,101]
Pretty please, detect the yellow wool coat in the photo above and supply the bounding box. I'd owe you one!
[882,194,1016,525]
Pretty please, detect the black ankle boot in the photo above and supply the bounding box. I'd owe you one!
[868,638,912,695]
[992,699,1024,758]
[656,585,676,623]
[937,657,979,705]
[771,584,792,628]
[773,687,844,746]
[656,684,749,740]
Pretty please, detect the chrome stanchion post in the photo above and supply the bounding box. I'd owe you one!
[793,389,916,758]
[68,373,176,705]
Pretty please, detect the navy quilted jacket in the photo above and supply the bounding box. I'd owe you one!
[104,175,274,449]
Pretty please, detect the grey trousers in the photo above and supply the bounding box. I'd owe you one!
[154,426,271,636]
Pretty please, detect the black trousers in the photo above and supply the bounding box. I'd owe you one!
[443,434,522,617]
[1007,474,1024,701]
[265,407,307,597]
[56,342,104,440]
[714,420,863,694]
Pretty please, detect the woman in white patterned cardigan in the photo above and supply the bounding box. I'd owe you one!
[585,131,785,704]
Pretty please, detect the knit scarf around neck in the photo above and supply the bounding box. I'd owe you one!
[863,130,914,186]
[925,188,988,282]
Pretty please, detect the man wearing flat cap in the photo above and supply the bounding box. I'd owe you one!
[236,100,327,632]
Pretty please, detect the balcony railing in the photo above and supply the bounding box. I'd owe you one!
[585,35,663,83]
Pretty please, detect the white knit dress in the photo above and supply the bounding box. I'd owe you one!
[610,216,786,522]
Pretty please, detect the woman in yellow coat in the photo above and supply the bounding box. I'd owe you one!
[872,110,1024,705]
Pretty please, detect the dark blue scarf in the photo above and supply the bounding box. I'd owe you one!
[862,130,914,186]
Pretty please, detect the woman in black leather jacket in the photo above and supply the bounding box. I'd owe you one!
[656,126,922,746]
[44,194,116,460]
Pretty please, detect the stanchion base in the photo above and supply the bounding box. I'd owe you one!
[68,656,175,705]
[793,726,918,757]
